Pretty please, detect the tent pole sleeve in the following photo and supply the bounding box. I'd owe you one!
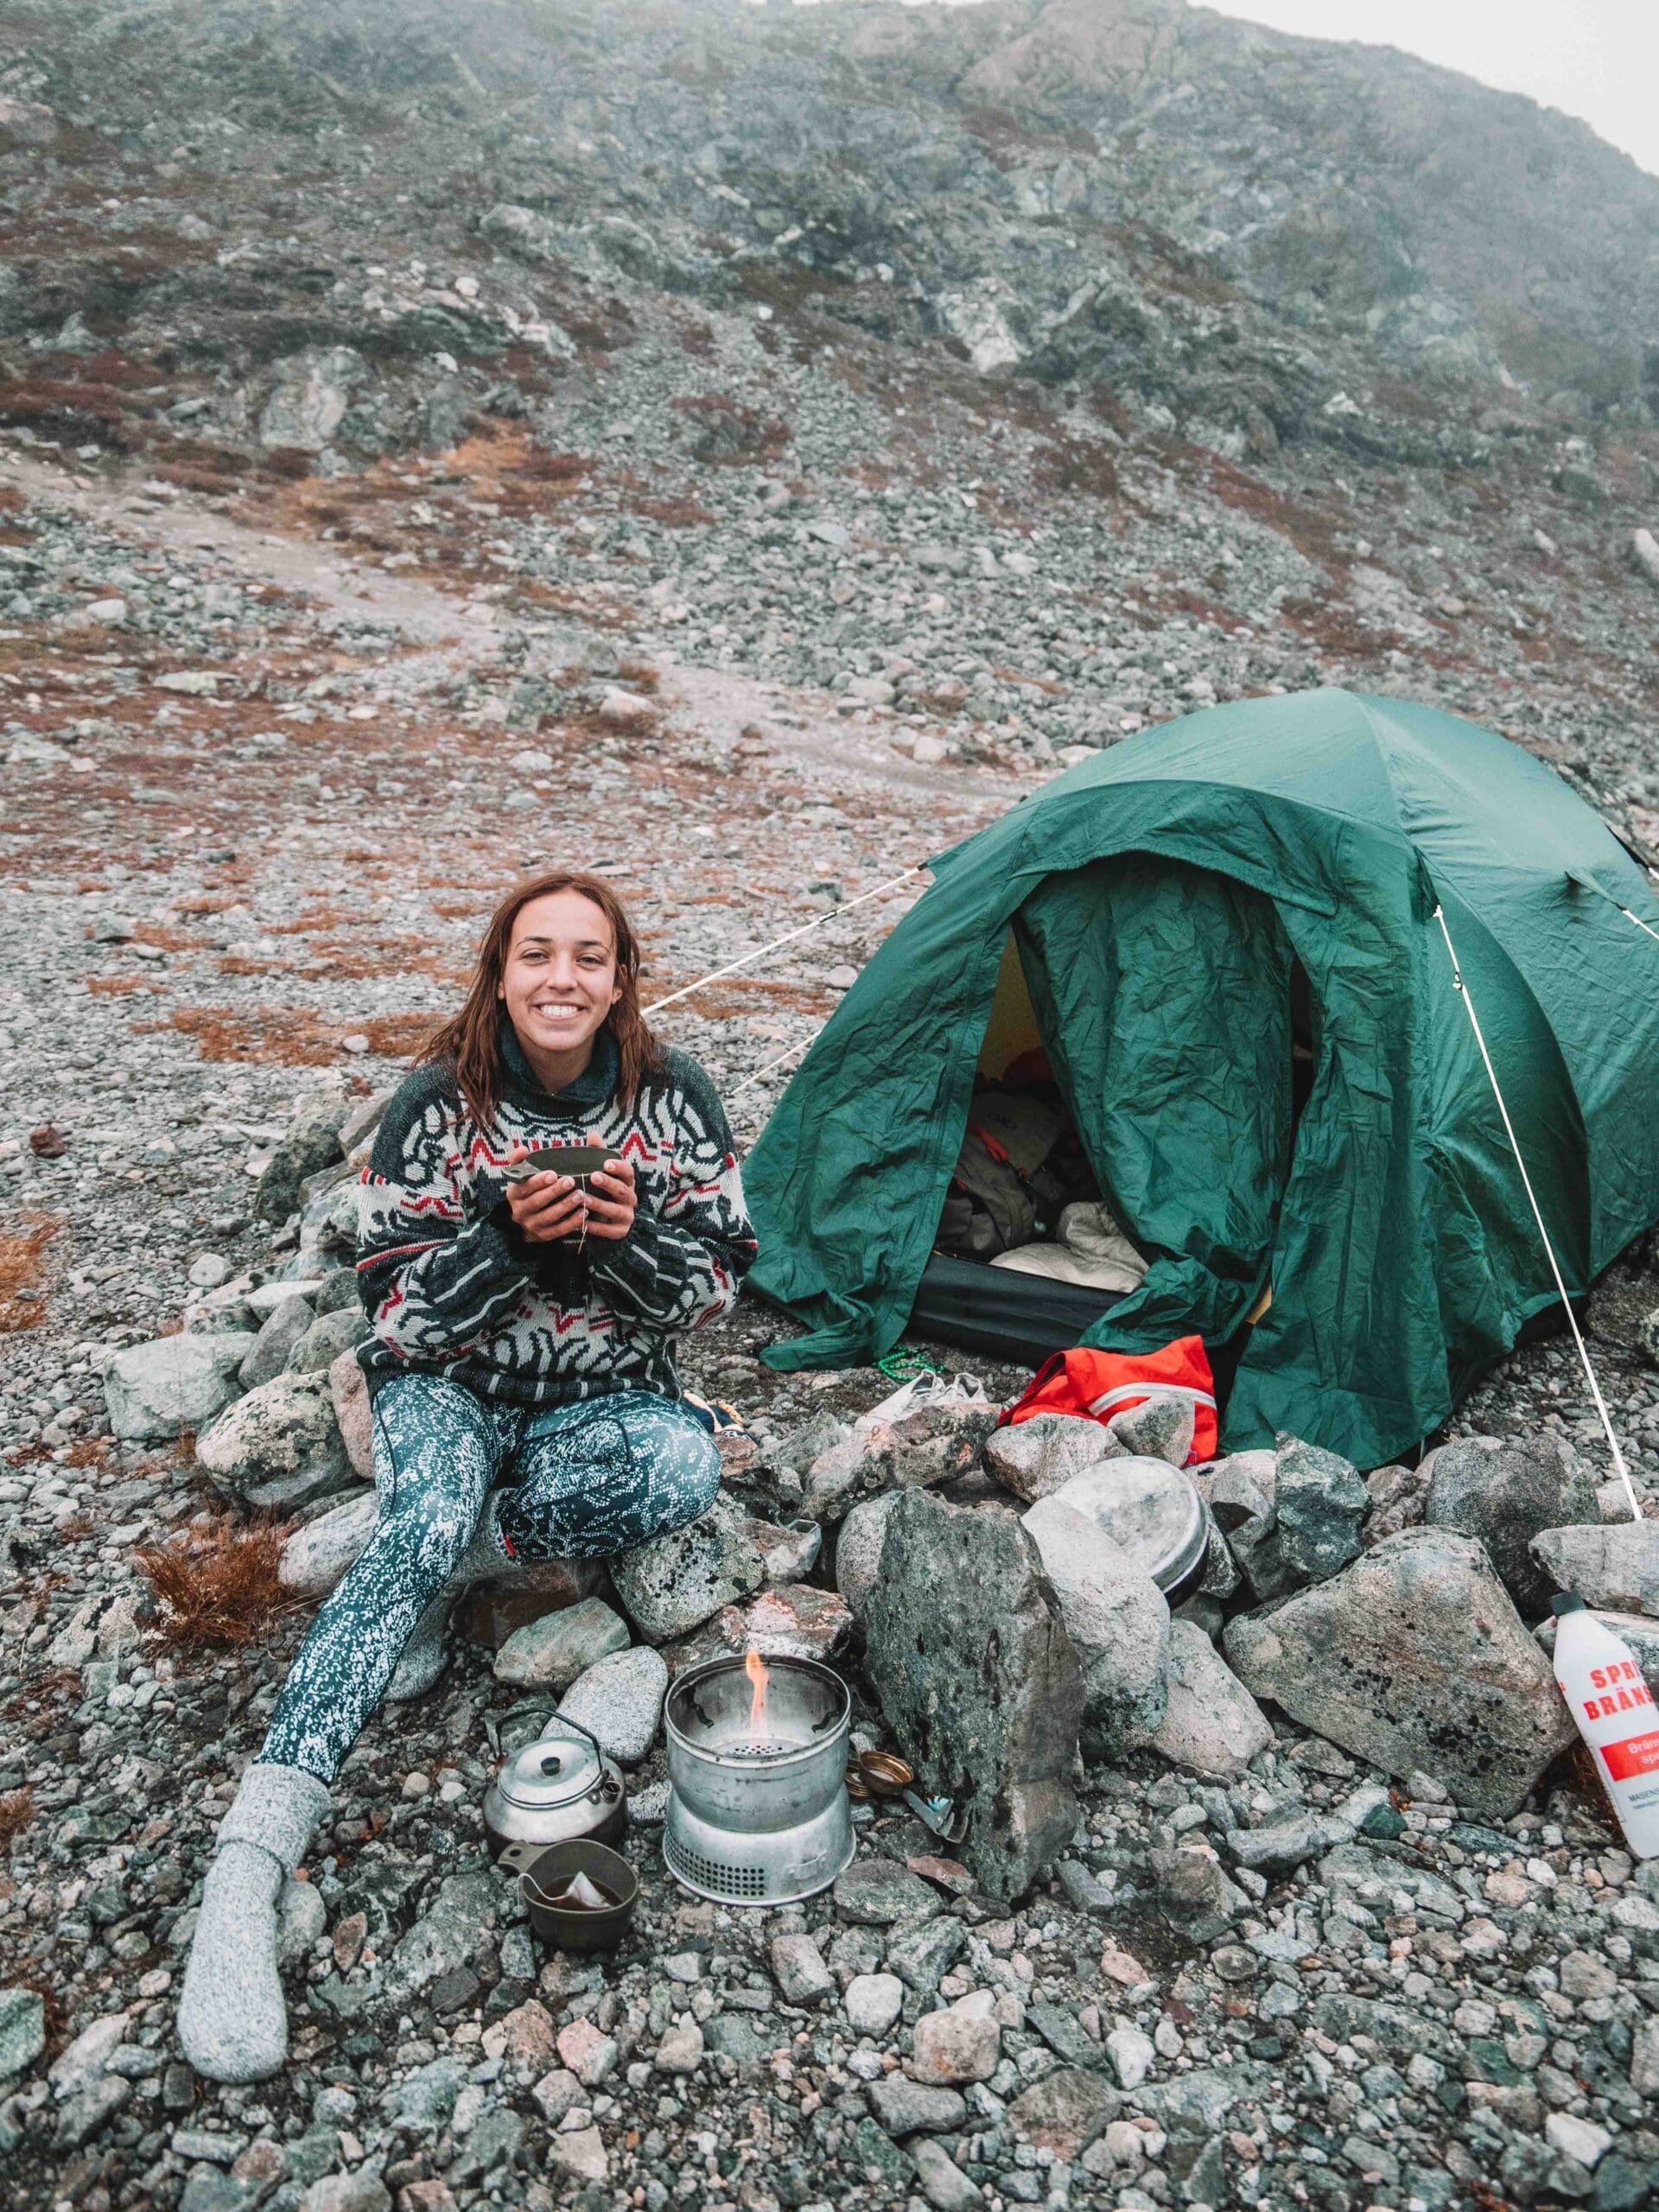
[1432,905,1642,1522]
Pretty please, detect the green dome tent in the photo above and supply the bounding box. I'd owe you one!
[744,688,1659,1470]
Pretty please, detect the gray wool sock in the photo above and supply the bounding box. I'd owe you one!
[177,1762,330,2083]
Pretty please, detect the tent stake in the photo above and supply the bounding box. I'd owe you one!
[1433,905,1643,1522]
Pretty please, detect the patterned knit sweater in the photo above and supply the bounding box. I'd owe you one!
[355,1020,757,1406]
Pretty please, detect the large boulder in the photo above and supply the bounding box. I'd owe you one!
[984,1414,1123,1505]
[195,1371,351,1513]
[104,1332,256,1442]
[1424,1437,1599,1617]
[255,1087,350,1224]
[1224,1528,1574,1815]
[863,1491,1082,1901]
[1135,1619,1273,1780]
[609,1493,764,1643]
[1021,1489,1169,1744]
[1530,1520,1659,1617]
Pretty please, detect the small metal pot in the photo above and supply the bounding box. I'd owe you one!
[1058,1457,1214,1608]
[481,1714,626,1861]
[499,1838,639,1955]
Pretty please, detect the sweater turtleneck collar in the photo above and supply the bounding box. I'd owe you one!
[499,1013,620,1115]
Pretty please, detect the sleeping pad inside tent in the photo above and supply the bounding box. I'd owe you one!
[742,688,1659,1470]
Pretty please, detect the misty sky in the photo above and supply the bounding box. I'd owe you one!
[861,0,1659,180]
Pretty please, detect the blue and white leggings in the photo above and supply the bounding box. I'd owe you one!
[258,1374,721,1783]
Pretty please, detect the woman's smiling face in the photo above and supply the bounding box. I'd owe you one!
[499,889,622,1066]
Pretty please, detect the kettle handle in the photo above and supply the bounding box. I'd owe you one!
[541,1711,608,1770]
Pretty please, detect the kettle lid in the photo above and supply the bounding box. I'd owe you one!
[497,1718,608,1809]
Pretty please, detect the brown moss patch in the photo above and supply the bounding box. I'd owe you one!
[135,1517,301,1649]
[140,1005,442,1065]
[0,1215,56,1333]
[0,1787,34,1849]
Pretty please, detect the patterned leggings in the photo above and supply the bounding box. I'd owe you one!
[258,1374,721,1784]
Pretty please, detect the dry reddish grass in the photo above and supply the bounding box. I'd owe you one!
[0,1787,34,1847]
[0,1216,56,1334]
[86,976,145,996]
[134,1518,301,1649]
[138,1005,440,1066]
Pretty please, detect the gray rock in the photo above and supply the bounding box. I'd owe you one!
[386,1872,497,1997]
[773,1411,850,1473]
[1268,1433,1369,1587]
[833,1859,941,1927]
[885,1915,968,1993]
[104,1332,256,1443]
[910,2136,983,2212]
[866,2075,969,2137]
[863,1491,1082,1900]
[1205,1450,1279,1595]
[1108,1394,1194,1465]
[277,1489,378,1599]
[0,1986,45,2079]
[255,1088,350,1225]
[1224,1528,1574,1815]
[286,1306,366,1376]
[1021,1488,1169,1742]
[1136,1618,1272,1779]
[196,1371,350,1511]
[312,1268,362,1315]
[238,1296,315,1389]
[1424,1435,1599,1615]
[1364,1459,1429,1545]
[769,1931,834,2005]
[1007,2067,1120,2162]
[802,1433,886,1522]
[1530,1519,1659,1616]
[834,1491,899,1618]
[494,1598,630,1690]
[259,347,367,454]
[1222,1808,1331,1875]
[984,1412,1123,1503]
[609,1492,764,1641]
[557,1643,668,1765]
[844,1971,904,2036]
[1149,1847,1249,1942]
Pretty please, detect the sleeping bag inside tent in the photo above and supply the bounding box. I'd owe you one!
[742,688,1659,1470]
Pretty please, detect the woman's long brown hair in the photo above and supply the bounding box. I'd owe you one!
[421,871,664,1130]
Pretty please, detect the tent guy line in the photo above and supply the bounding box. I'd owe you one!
[1433,902,1643,1522]
[639,862,930,1019]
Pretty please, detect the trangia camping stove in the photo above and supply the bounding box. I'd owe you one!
[664,1654,855,1904]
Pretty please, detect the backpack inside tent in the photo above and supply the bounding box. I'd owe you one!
[743,689,1659,1470]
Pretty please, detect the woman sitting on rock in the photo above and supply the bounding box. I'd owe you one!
[179,869,757,2082]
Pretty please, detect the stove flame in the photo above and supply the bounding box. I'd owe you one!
[744,1643,770,1738]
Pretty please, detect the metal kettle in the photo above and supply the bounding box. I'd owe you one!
[482,1714,627,1861]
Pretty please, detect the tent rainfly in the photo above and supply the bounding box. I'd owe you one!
[744,688,1659,1471]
